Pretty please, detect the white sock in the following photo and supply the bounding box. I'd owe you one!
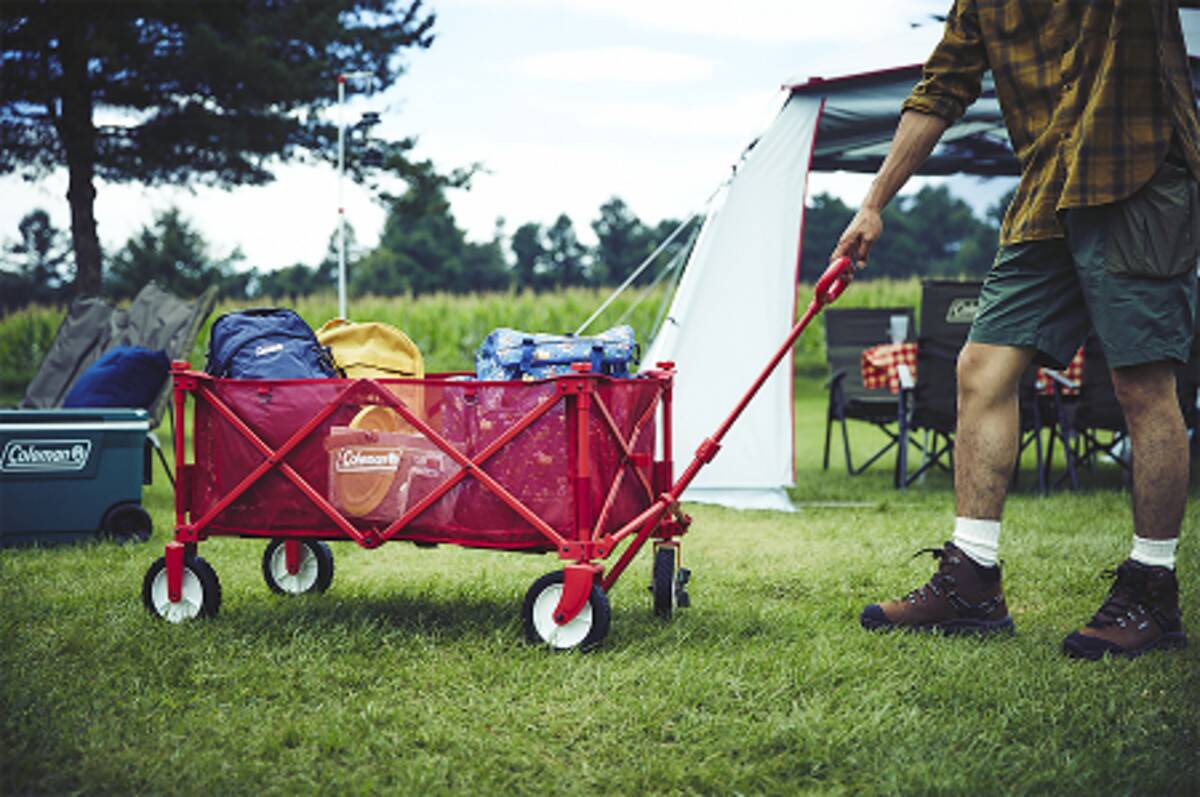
[953,517,1001,569]
[1130,535,1178,570]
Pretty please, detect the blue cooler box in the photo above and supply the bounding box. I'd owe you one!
[0,409,152,547]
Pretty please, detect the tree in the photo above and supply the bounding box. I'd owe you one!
[0,0,435,295]
[1,208,72,309]
[800,188,998,280]
[459,219,510,293]
[798,193,855,282]
[591,197,651,286]
[871,185,995,277]
[351,164,508,296]
[106,207,245,299]
[257,263,318,302]
[543,214,587,288]
[510,222,545,291]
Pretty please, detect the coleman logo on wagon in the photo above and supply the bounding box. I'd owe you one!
[1,439,92,473]
[334,447,402,473]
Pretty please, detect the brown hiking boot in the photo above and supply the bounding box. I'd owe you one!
[860,542,1014,635]
[1062,559,1187,660]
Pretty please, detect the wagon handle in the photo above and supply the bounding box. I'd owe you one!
[814,256,854,308]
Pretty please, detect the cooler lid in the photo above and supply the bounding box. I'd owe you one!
[0,408,150,430]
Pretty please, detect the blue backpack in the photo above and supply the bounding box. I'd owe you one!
[206,309,338,379]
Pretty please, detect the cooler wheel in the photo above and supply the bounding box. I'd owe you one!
[101,502,152,544]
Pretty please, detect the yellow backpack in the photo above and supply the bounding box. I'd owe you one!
[316,319,424,379]
[318,319,425,434]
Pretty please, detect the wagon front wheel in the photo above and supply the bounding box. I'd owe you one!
[142,554,221,622]
[651,544,679,619]
[522,570,610,651]
[262,539,334,595]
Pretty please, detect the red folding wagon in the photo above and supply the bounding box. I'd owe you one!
[142,259,854,650]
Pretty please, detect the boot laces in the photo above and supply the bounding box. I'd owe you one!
[903,546,957,604]
[1089,567,1149,630]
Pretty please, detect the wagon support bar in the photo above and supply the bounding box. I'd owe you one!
[180,379,367,544]
[554,563,603,626]
[370,378,571,549]
[588,388,660,542]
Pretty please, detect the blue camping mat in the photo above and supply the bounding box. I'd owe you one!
[475,325,638,381]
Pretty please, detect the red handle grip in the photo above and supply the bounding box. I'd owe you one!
[815,256,854,307]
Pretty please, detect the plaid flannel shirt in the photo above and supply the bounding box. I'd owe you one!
[903,0,1200,246]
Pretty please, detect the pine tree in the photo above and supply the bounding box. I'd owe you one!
[1,0,434,295]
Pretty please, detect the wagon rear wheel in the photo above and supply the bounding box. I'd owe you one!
[522,570,610,651]
[262,539,334,595]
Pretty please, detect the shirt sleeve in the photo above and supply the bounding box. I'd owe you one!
[901,0,988,123]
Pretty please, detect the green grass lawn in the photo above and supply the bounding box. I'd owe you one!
[2,381,1197,795]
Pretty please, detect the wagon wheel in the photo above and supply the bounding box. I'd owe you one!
[522,571,611,652]
[262,539,334,595]
[142,555,221,622]
[651,545,678,619]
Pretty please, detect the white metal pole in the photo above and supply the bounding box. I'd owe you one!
[335,71,374,321]
[336,75,347,320]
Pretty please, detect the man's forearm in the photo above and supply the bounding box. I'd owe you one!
[862,111,949,211]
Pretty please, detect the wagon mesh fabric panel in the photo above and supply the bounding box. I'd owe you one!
[190,376,659,548]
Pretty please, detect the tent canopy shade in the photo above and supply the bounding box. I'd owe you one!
[789,55,1200,177]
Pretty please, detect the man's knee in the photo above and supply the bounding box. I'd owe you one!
[957,343,1031,407]
[1111,361,1178,418]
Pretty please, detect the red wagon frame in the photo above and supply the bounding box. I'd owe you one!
[150,357,690,645]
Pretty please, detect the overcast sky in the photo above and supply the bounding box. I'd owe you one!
[3,0,1016,272]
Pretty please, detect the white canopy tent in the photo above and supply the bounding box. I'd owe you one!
[645,38,1200,511]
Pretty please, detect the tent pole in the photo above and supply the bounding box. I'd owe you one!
[574,212,699,336]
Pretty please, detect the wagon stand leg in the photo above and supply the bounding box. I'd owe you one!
[521,371,642,650]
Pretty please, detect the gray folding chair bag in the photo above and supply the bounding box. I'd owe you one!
[19,297,117,411]
[20,282,218,426]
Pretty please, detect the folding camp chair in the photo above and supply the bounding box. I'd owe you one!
[822,306,915,476]
[20,282,218,484]
[897,280,982,488]
[1178,355,1199,472]
[1045,334,1127,489]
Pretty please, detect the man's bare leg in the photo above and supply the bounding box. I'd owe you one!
[954,342,1038,520]
[1062,361,1189,659]
[859,342,1033,634]
[1111,361,1189,541]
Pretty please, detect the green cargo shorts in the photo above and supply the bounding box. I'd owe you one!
[970,158,1199,369]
